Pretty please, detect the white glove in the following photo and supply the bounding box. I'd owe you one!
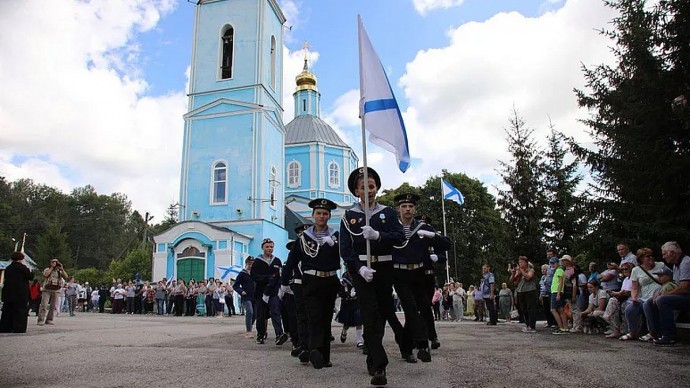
[430,254,439,262]
[278,287,285,300]
[262,294,269,304]
[362,226,380,241]
[417,230,436,238]
[322,235,335,246]
[281,285,292,295]
[350,288,356,298]
[358,266,376,282]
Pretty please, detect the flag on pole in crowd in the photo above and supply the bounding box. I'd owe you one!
[216,265,243,280]
[441,178,464,205]
[358,15,410,173]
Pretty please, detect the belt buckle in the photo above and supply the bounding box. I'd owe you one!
[370,256,378,263]
[407,264,414,270]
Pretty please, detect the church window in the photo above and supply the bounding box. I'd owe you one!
[302,99,307,112]
[212,161,227,204]
[270,36,277,89]
[220,26,234,79]
[288,161,301,187]
[328,161,340,188]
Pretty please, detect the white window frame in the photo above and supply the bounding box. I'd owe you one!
[210,160,228,205]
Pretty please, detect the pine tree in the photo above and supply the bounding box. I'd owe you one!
[496,109,546,261]
[541,125,586,255]
[573,0,690,252]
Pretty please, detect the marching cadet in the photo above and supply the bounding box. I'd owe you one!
[251,238,289,346]
[416,215,446,350]
[340,167,405,387]
[281,225,311,362]
[392,194,450,363]
[282,199,341,370]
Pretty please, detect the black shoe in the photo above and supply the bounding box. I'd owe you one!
[291,346,301,357]
[653,336,677,346]
[310,349,325,369]
[256,338,265,345]
[430,338,441,350]
[368,367,375,377]
[276,333,288,346]
[402,353,417,363]
[324,361,333,368]
[298,350,310,363]
[417,348,431,363]
[330,335,335,342]
[362,345,369,355]
[340,332,347,343]
[370,369,387,386]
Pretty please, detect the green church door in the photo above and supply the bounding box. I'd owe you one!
[177,258,205,283]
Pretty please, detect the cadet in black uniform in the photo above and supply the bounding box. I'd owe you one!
[416,215,446,350]
[340,167,405,386]
[282,199,341,369]
[251,239,288,345]
[392,195,450,363]
[281,225,311,361]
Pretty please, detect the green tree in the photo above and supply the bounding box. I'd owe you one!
[573,0,690,255]
[496,109,546,261]
[106,248,152,283]
[541,125,587,256]
[35,222,72,269]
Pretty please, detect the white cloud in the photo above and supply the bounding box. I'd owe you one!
[331,0,617,196]
[413,0,466,15]
[0,0,184,219]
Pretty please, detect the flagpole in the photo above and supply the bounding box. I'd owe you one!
[440,178,450,284]
[358,15,372,269]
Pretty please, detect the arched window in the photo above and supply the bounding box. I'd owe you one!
[221,26,234,79]
[270,166,277,207]
[212,162,227,203]
[288,161,301,187]
[328,161,340,188]
[270,35,276,89]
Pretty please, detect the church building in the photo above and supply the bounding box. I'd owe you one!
[152,0,357,283]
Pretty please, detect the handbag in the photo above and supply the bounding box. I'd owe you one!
[563,302,572,320]
[45,277,61,291]
[509,309,519,319]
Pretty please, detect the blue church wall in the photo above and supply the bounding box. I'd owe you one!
[285,144,311,192]
[183,114,255,221]
[259,8,284,103]
[294,90,320,117]
[191,1,261,93]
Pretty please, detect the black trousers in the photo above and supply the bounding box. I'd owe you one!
[393,268,429,355]
[99,298,106,313]
[421,274,438,340]
[484,297,498,324]
[174,295,184,316]
[352,262,394,372]
[255,294,283,337]
[0,301,29,333]
[185,297,196,316]
[303,275,339,362]
[542,293,556,325]
[292,283,309,351]
[281,292,297,344]
[517,290,539,330]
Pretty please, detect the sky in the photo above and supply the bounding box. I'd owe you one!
[0,0,618,220]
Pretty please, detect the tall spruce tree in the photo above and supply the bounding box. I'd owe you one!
[573,0,690,254]
[496,109,546,261]
[541,126,586,256]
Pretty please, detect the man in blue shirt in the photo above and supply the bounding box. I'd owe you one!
[481,264,497,325]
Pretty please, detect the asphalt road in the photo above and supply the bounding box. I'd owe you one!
[1,313,688,387]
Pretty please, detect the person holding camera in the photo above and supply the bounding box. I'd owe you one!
[38,258,69,326]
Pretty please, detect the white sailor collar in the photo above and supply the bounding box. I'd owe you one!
[349,203,386,216]
[303,225,336,241]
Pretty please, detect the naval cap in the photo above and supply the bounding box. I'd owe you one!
[347,167,381,196]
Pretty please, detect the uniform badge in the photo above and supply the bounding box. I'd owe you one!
[380,214,385,219]
[350,218,356,225]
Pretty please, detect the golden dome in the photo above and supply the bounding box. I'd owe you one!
[295,58,318,92]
